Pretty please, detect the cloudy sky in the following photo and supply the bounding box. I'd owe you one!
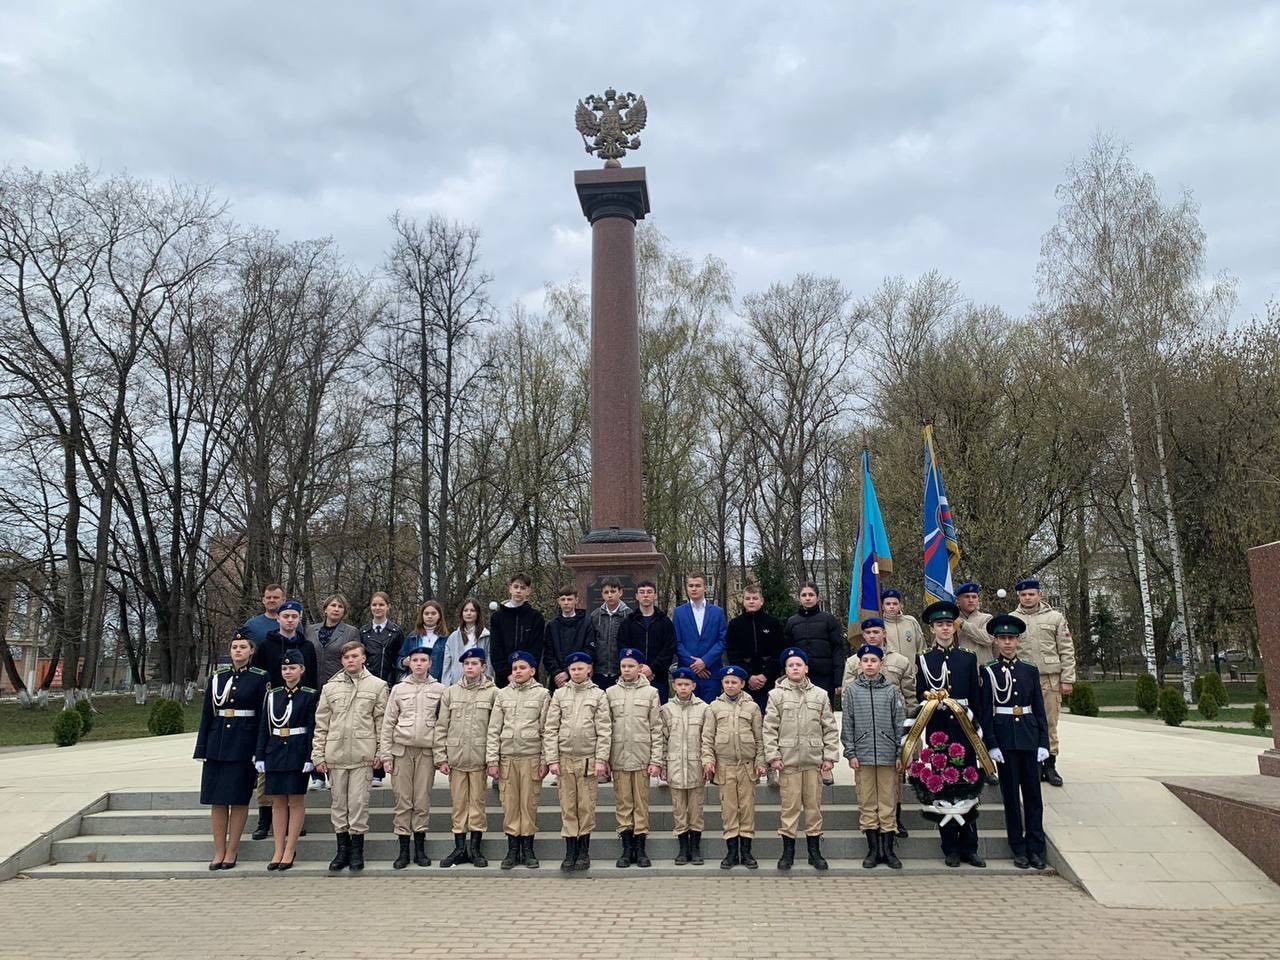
[2,1,1275,320]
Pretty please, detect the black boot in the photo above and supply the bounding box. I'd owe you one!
[895,804,909,838]
[349,833,365,871]
[777,836,795,871]
[328,832,351,872]
[1042,755,1064,787]
[881,832,902,869]
[252,806,272,841]
[689,830,704,865]
[862,830,880,869]
[806,835,829,871]
[633,833,651,868]
[616,829,633,868]
[523,836,540,869]
[441,832,470,867]
[560,836,578,872]
[963,848,987,868]
[469,831,487,867]
[413,831,431,867]
[739,837,758,869]
[720,836,739,870]
[575,834,591,871]
[1028,850,1047,870]
[674,831,690,865]
[501,834,520,870]
[393,834,411,870]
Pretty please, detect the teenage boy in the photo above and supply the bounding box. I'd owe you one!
[434,646,498,868]
[955,582,993,662]
[621,581,677,703]
[606,648,662,868]
[544,651,612,872]
[311,641,389,872]
[660,666,709,865]
[673,572,727,704]
[544,585,589,689]
[380,642,445,869]
[726,584,783,714]
[490,574,547,687]
[764,647,839,871]
[880,589,924,657]
[584,578,630,691]
[486,650,551,869]
[1011,577,1076,787]
[841,643,906,870]
[701,665,766,869]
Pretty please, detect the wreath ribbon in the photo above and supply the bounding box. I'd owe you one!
[899,688,996,777]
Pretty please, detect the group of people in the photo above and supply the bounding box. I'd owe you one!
[195,572,1075,873]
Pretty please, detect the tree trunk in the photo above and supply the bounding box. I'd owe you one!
[1150,380,1194,701]
[1118,367,1158,677]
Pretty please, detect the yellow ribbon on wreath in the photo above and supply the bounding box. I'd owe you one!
[900,688,997,777]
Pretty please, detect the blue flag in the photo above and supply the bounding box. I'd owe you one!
[849,448,893,631]
[923,424,960,604]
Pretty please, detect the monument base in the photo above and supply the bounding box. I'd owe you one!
[1164,776,1280,883]
[1260,749,1280,777]
[564,539,665,608]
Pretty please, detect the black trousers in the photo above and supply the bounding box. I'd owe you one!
[938,809,979,856]
[997,750,1045,856]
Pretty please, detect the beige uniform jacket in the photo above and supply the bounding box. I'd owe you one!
[606,676,662,771]
[957,610,994,661]
[659,695,708,789]
[841,650,917,711]
[882,613,925,658]
[433,674,497,770]
[311,668,389,769]
[379,674,445,760]
[486,677,551,765]
[543,679,612,764]
[1013,602,1076,683]
[762,677,840,770]
[701,693,765,771]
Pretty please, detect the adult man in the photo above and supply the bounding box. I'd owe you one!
[955,582,993,662]
[880,589,924,658]
[489,573,547,688]
[238,584,284,647]
[1011,578,1075,787]
[584,577,631,692]
[673,572,728,703]
[620,580,677,702]
[725,583,783,713]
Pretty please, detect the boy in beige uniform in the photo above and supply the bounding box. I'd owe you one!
[606,647,662,868]
[380,642,444,869]
[543,650,611,872]
[660,666,709,865]
[701,664,766,870]
[434,645,498,868]
[486,649,550,869]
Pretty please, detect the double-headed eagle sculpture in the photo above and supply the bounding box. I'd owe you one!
[575,88,647,168]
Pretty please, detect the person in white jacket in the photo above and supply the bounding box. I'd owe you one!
[439,599,493,686]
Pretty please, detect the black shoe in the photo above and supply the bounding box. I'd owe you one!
[560,836,578,872]
[1042,756,1064,787]
[266,860,280,872]
[523,836,540,869]
[208,860,223,871]
[777,836,795,871]
[1013,853,1031,869]
[252,806,272,841]
[739,837,758,869]
[674,831,690,865]
[441,832,470,867]
[881,832,902,870]
[895,804,909,838]
[501,834,520,870]
[945,852,962,868]
[616,829,634,868]
[328,832,351,872]
[469,831,487,867]
[574,834,591,871]
[413,831,431,867]
[689,830,704,865]
[278,855,295,871]
[720,836,739,870]
[349,833,366,871]
[1028,851,1047,870]
[963,850,986,868]
[393,834,411,870]
[218,860,237,871]
[633,833,651,868]
[862,830,879,869]
[806,835,829,871]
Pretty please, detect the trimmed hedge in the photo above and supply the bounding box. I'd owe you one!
[1069,682,1099,717]
[1196,693,1220,720]
[147,698,185,736]
[52,709,84,747]
[1253,701,1271,730]
[1192,675,1204,703]
[74,698,95,736]
[1201,672,1229,708]
[1135,674,1159,715]
[1159,687,1187,727]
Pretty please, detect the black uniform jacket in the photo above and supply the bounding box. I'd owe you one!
[489,602,547,686]
[252,630,319,690]
[256,684,319,771]
[980,657,1050,753]
[915,644,981,709]
[194,665,270,762]
[620,607,678,685]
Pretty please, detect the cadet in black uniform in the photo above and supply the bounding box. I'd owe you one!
[980,615,1050,870]
[915,600,985,869]
[255,649,318,870]
[194,634,270,870]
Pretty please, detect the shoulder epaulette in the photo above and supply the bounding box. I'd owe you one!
[301,686,316,694]
[215,665,231,673]
[985,658,999,667]
[249,666,268,676]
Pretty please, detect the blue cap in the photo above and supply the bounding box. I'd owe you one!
[880,589,902,601]
[1016,578,1041,592]
[780,646,808,666]
[670,667,697,682]
[856,643,884,660]
[565,651,593,667]
[860,616,885,631]
[956,582,980,596]
[508,649,536,667]
[279,600,304,614]
[619,647,646,665]
[403,645,432,660]
[280,648,307,667]
[459,646,487,662]
[719,665,748,681]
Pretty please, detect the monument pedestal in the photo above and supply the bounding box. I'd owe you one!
[1248,540,1280,776]
[564,538,665,609]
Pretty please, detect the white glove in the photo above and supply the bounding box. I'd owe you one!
[195,757,205,763]
[302,762,313,773]
[1037,748,1050,763]
[255,760,265,773]
[989,748,1005,765]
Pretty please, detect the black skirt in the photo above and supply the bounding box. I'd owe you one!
[265,770,311,797]
[200,759,256,806]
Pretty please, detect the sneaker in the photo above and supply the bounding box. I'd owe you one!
[372,778,384,788]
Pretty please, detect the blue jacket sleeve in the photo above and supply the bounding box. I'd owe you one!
[700,607,727,667]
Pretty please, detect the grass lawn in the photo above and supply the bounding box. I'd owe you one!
[1084,679,1259,708]
[0,695,202,748]
[1096,707,1265,723]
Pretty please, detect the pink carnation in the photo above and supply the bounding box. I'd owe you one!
[947,742,966,759]
[924,774,946,793]
[919,749,933,765]
[928,732,949,748]
[930,753,947,770]
[962,767,980,784]
[909,760,926,778]
[942,767,961,784]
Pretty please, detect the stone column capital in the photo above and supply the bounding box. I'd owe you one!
[575,167,650,224]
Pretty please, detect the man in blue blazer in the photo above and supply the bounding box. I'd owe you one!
[672,572,728,702]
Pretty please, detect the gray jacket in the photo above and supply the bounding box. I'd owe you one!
[840,673,906,767]
[306,621,362,683]
[586,601,631,675]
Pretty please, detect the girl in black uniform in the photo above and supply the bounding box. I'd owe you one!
[256,649,318,870]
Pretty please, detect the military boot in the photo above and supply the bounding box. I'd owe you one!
[674,831,690,865]
[739,837,758,869]
[862,829,880,869]
[806,834,829,871]
[469,831,488,867]
[1042,755,1064,787]
[413,831,431,867]
[616,830,633,868]
[895,804,909,838]
[328,832,350,872]
[349,833,366,871]
[501,834,520,870]
[777,836,795,871]
[522,836,540,869]
[440,832,470,867]
[633,833,651,868]
[559,836,578,872]
[252,806,272,841]
[689,830,704,865]
[881,832,902,869]
[720,836,740,870]
[393,834,411,870]
[575,834,591,871]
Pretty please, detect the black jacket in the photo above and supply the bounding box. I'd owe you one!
[256,685,318,772]
[252,631,319,691]
[489,602,547,686]
[916,644,981,707]
[782,607,847,686]
[726,609,784,682]
[194,665,270,762]
[620,607,677,687]
[543,610,590,677]
[980,657,1050,753]
[359,621,405,687]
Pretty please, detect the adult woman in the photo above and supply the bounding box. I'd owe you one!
[399,600,449,682]
[307,594,361,684]
[438,599,492,686]
[194,634,270,870]
[255,649,317,870]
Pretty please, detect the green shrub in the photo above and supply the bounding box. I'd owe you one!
[147,698,185,736]
[1259,673,1268,699]
[1069,682,1099,717]
[1197,693,1220,720]
[1135,674,1159,715]
[1191,675,1204,702]
[52,709,83,747]
[1202,672,1229,708]
[1159,687,1187,727]
[73,698,95,736]
[1253,701,1271,730]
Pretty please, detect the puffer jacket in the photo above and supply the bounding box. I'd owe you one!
[543,678,611,763]
[486,676,551,765]
[762,676,840,770]
[659,694,708,789]
[842,649,917,710]
[433,674,497,771]
[701,693,765,774]
[311,668,389,769]
[782,606,847,683]
[840,672,906,766]
[1012,601,1076,682]
[379,673,445,760]
[606,675,661,771]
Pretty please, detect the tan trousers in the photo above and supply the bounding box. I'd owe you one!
[1042,673,1062,754]
[499,756,542,836]
[391,747,433,835]
[671,786,705,834]
[778,767,823,838]
[558,757,598,837]
[855,764,899,832]
[613,768,651,834]
[329,766,372,834]
[448,768,487,833]
[718,763,756,839]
